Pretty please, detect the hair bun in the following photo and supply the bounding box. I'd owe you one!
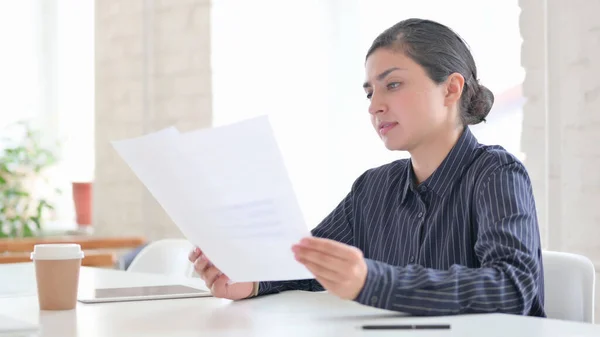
[466,84,494,125]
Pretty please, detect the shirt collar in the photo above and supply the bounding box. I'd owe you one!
[400,127,479,204]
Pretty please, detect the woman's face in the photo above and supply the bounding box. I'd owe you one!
[363,48,459,152]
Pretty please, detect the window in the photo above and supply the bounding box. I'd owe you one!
[0,0,95,226]
[0,0,42,130]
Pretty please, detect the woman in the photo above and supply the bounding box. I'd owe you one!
[188,18,545,317]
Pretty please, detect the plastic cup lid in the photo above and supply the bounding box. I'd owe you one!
[30,244,85,260]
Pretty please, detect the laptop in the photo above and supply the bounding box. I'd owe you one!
[0,314,39,337]
[77,284,212,303]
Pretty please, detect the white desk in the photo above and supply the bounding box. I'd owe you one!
[1,263,599,337]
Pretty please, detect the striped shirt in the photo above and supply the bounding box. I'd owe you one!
[257,127,546,317]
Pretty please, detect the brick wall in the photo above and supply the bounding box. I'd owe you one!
[520,0,600,322]
[94,0,212,241]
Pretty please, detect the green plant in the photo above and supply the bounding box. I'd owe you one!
[0,121,61,238]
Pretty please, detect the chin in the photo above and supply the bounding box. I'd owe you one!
[382,139,408,152]
[379,129,410,152]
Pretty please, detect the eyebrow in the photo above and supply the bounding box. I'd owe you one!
[362,67,405,89]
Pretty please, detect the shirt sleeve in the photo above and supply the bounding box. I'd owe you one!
[354,162,544,316]
[257,174,361,296]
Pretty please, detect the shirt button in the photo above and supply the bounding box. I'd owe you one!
[419,186,427,193]
[371,296,378,305]
[410,256,415,262]
[417,212,423,218]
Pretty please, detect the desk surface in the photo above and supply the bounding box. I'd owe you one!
[1,263,599,337]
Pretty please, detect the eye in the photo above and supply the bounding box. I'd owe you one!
[387,82,402,90]
[366,92,373,100]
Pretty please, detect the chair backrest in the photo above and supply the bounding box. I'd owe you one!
[126,239,195,277]
[542,250,596,323]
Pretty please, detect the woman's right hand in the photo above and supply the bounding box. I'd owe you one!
[188,247,255,300]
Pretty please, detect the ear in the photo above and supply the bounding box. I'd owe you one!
[444,73,464,107]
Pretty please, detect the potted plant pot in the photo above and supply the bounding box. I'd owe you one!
[72,182,92,226]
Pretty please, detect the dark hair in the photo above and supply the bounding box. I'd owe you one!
[366,18,494,125]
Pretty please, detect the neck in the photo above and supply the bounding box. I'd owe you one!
[410,126,464,184]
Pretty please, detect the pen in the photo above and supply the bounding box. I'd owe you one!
[361,324,451,330]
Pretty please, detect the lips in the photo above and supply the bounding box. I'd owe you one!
[378,121,398,135]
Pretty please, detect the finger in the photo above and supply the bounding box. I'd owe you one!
[298,237,363,261]
[188,247,202,262]
[212,273,230,290]
[314,276,337,293]
[204,265,222,288]
[292,245,348,273]
[193,255,211,274]
[298,258,343,283]
[211,274,230,297]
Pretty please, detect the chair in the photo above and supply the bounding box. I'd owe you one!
[542,250,596,323]
[126,239,195,277]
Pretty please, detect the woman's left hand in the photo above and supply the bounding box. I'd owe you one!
[292,237,367,300]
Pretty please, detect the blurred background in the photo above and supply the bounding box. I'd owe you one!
[0,0,598,320]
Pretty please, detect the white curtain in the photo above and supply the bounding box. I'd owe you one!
[211,0,523,229]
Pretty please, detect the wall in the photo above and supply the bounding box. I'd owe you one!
[520,0,600,323]
[94,0,212,240]
[94,0,600,319]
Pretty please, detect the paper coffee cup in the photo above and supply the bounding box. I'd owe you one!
[30,244,84,310]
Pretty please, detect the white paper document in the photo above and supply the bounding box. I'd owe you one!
[111,116,313,282]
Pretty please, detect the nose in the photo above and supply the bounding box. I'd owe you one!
[368,92,386,115]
